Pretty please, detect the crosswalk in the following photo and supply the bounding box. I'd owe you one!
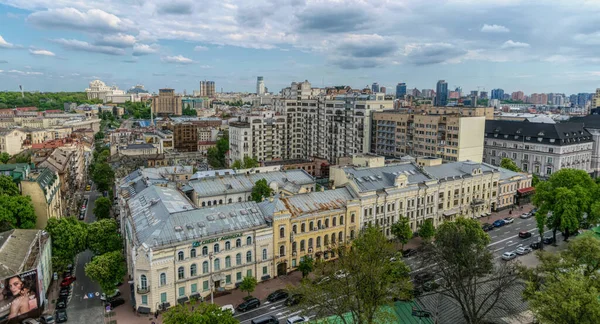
[236,300,315,323]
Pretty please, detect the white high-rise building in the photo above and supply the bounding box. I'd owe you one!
[256,76,265,95]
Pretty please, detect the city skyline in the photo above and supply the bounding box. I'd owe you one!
[1,1,600,93]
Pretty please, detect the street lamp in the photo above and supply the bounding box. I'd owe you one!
[209,252,214,304]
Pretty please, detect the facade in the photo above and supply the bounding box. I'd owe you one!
[435,80,448,107]
[491,89,504,100]
[372,83,380,93]
[152,89,183,116]
[496,168,533,210]
[567,115,600,177]
[396,83,407,99]
[173,123,198,152]
[592,88,600,109]
[511,91,525,101]
[256,77,265,95]
[483,120,593,177]
[37,145,86,207]
[228,111,286,163]
[20,168,63,229]
[372,110,486,162]
[199,81,216,98]
[0,128,26,155]
[262,157,330,178]
[85,80,125,101]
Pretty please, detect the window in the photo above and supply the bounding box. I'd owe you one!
[263,266,268,275]
[236,272,242,281]
[279,227,285,238]
[160,273,166,286]
[140,275,147,290]
[141,295,148,305]
[317,220,322,229]
[332,217,336,227]
[546,167,552,175]
[300,240,305,251]
[178,267,184,280]
[191,284,197,293]
[316,236,321,248]
[190,249,196,258]
[351,213,355,223]
[236,239,242,248]
[203,280,209,291]
[177,251,184,261]
[308,238,313,248]
[309,221,314,231]
[179,287,185,297]
[190,264,197,277]
[161,292,167,303]
[331,233,336,244]
[292,225,297,234]
[301,223,306,232]
[280,245,285,256]
[202,246,208,256]
[226,275,231,284]
[225,241,231,250]
[238,197,242,202]
[236,253,242,265]
[340,216,344,225]
[262,249,267,261]
[202,261,208,274]
[339,231,343,242]
[214,258,220,271]
[547,157,553,163]
[325,219,329,228]
[225,256,231,268]
[246,251,252,263]
[246,236,252,245]
[324,235,329,245]
[213,243,220,253]
[247,269,252,278]
[350,230,355,240]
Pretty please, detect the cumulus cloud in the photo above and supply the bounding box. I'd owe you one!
[29,49,55,56]
[194,45,208,51]
[52,38,125,55]
[95,34,136,48]
[501,40,530,49]
[296,6,369,33]
[157,1,194,15]
[0,35,14,48]
[28,8,132,33]
[481,24,510,33]
[161,55,195,64]
[4,70,43,75]
[132,43,159,56]
[404,43,467,65]
[336,34,398,58]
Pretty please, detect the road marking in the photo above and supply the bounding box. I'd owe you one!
[491,235,498,238]
[491,247,503,253]
[487,228,552,247]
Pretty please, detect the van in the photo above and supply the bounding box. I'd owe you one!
[250,315,279,324]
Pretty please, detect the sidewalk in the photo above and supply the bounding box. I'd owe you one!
[43,280,60,315]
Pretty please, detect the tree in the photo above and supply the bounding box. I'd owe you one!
[251,179,273,202]
[182,106,197,116]
[523,236,600,323]
[0,152,10,164]
[87,219,122,256]
[0,195,36,229]
[14,153,30,164]
[46,217,88,271]
[418,218,435,242]
[93,197,112,220]
[535,210,547,250]
[420,217,522,324]
[242,156,259,168]
[163,303,238,324]
[0,175,20,196]
[391,217,412,250]
[231,160,243,169]
[500,157,522,172]
[207,134,229,169]
[239,276,257,297]
[297,256,315,278]
[85,250,126,294]
[290,226,413,324]
[92,162,115,192]
[532,174,541,187]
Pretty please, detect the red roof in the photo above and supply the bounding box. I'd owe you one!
[15,107,38,111]
[517,187,535,194]
[45,110,63,113]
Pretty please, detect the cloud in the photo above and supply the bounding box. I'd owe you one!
[122,58,138,63]
[0,60,7,64]
[481,24,510,33]
[157,1,194,15]
[29,49,55,56]
[161,55,195,64]
[5,70,43,76]
[132,43,159,56]
[404,43,467,65]
[52,38,125,55]
[0,35,14,48]
[194,45,208,51]
[296,6,369,33]
[28,8,132,33]
[336,34,398,58]
[95,34,136,48]
[152,73,166,76]
[501,40,530,49]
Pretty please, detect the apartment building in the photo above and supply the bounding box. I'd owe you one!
[372,111,486,162]
[0,129,26,155]
[152,89,182,116]
[173,123,198,152]
[229,110,286,163]
[483,120,593,177]
[20,168,63,229]
[496,168,533,210]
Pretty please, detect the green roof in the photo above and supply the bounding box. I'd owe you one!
[309,301,434,324]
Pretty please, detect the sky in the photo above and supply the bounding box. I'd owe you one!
[1,0,600,94]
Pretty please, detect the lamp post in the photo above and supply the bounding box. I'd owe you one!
[209,252,214,304]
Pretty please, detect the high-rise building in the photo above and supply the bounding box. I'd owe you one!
[229,110,287,163]
[511,91,524,101]
[470,90,479,97]
[422,89,433,98]
[152,89,182,116]
[593,89,600,108]
[256,76,265,95]
[380,86,387,94]
[502,94,510,100]
[435,80,448,106]
[480,91,488,99]
[396,83,407,99]
[199,81,215,97]
[491,89,505,100]
[578,93,590,107]
[454,87,462,97]
[411,88,421,97]
[372,82,380,93]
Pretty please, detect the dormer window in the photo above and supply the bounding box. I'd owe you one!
[504,135,508,138]
[526,137,531,140]
[516,129,522,134]
[549,139,555,143]
[537,131,544,136]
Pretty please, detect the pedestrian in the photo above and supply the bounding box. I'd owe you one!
[154,311,158,319]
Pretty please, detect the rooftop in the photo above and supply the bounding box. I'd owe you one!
[423,161,498,181]
[340,163,432,192]
[279,187,355,217]
[0,229,41,278]
[485,120,593,145]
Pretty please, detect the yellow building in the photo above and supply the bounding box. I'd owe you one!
[496,168,533,210]
[20,168,63,229]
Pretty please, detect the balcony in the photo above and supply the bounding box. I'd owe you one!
[137,286,150,294]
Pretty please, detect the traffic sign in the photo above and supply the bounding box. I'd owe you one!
[95,292,100,296]
[88,293,94,298]
[106,305,111,312]
[83,295,88,300]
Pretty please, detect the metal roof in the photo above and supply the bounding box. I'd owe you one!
[341,163,432,192]
[279,187,355,217]
[423,161,498,180]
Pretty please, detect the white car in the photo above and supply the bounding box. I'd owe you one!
[515,246,532,255]
[501,251,517,261]
[221,304,235,315]
[503,217,514,224]
[287,315,309,323]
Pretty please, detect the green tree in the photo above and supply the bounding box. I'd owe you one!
[297,255,315,278]
[14,153,30,163]
[532,174,541,187]
[0,175,20,196]
[93,197,112,220]
[0,195,36,229]
[290,226,413,324]
[535,210,547,250]
[87,219,122,255]
[163,303,238,324]
[251,179,273,202]
[242,156,259,168]
[418,218,435,242]
[85,250,126,294]
[239,276,257,297]
[0,153,10,164]
[391,216,412,250]
[46,217,88,271]
[92,162,115,192]
[94,131,105,141]
[182,106,197,116]
[500,157,522,172]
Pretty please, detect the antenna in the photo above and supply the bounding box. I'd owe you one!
[19,85,24,98]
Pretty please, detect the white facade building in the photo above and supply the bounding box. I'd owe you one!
[229,110,286,163]
[85,80,125,102]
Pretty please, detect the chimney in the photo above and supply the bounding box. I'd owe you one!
[320,186,324,192]
[269,197,274,202]
[331,185,336,190]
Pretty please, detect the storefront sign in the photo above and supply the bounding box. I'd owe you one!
[192,233,243,247]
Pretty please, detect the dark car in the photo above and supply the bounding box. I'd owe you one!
[56,298,67,310]
[39,315,55,324]
[79,210,85,220]
[58,288,70,298]
[105,297,125,309]
[530,242,541,250]
[250,315,279,324]
[519,231,532,238]
[402,249,418,257]
[55,310,67,323]
[284,294,304,306]
[493,219,506,227]
[543,236,555,245]
[267,289,288,302]
[414,272,434,285]
[482,223,494,232]
[237,298,260,312]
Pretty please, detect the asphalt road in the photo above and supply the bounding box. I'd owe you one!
[66,185,106,324]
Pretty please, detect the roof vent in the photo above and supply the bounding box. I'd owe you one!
[186,224,194,230]
[229,211,237,217]
[207,215,215,221]
[218,212,227,219]
[251,208,258,213]
[197,222,206,228]
[174,226,183,232]
[240,209,248,215]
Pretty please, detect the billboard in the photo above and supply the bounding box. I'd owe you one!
[0,270,42,323]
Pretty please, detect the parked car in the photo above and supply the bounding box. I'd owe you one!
[515,246,533,255]
[58,288,70,298]
[402,249,418,257]
[482,223,494,232]
[502,251,517,261]
[22,319,40,324]
[493,219,506,227]
[250,315,279,324]
[503,217,514,224]
[54,310,67,323]
[55,298,67,310]
[267,289,289,302]
[78,210,85,220]
[39,315,55,324]
[101,290,121,301]
[221,304,235,315]
[287,315,309,323]
[543,236,555,245]
[519,231,532,238]
[237,298,260,312]
[530,242,541,250]
[520,213,531,219]
[284,294,304,306]
[105,297,125,309]
[60,276,76,287]
[414,272,434,285]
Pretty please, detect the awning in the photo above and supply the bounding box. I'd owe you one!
[137,306,151,314]
[517,187,535,195]
[443,210,459,217]
[189,293,201,301]
[177,296,189,305]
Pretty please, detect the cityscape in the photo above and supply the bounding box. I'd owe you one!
[1,1,600,324]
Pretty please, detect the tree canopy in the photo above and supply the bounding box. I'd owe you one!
[0,91,101,110]
[231,156,259,169]
[500,157,522,172]
[163,302,238,324]
[92,162,115,192]
[46,217,88,271]
[0,175,20,196]
[250,179,273,202]
[297,255,315,278]
[207,133,229,169]
[418,218,435,242]
[87,219,122,256]
[182,106,197,116]
[0,153,10,164]
[85,250,126,294]
[391,216,412,249]
[239,276,257,297]
[93,197,112,220]
[0,175,37,230]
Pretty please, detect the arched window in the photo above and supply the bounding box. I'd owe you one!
[309,221,314,231]
[208,201,212,206]
[279,245,285,256]
[318,220,322,229]
[350,230,355,240]
[190,248,196,258]
[317,236,321,247]
[140,275,147,289]
[292,225,297,234]
[248,196,251,201]
[213,200,217,205]
[324,235,329,246]
[202,246,208,256]
[238,197,242,202]
[177,251,184,261]
[300,240,305,251]
[325,219,329,228]
[340,216,344,225]
[262,249,267,260]
[202,261,208,274]
[202,202,206,207]
[332,217,336,227]
[214,243,220,253]
[308,238,313,248]
[292,242,297,252]
[225,241,231,250]
[225,256,231,268]
[246,251,252,263]
[339,231,343,242]
[236,239,242,247]
[219,199,223,205]
[351,214,355,223]
[279,227,285,238]
[228,198,232,203]
[246,236,252,246]
[214,258,220,271]
[236,253,242,265]
[190,264,197,277]
[178,267,184,280]
[301,223,306,232]
[331,233,336,244]
[159,273,166,286]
